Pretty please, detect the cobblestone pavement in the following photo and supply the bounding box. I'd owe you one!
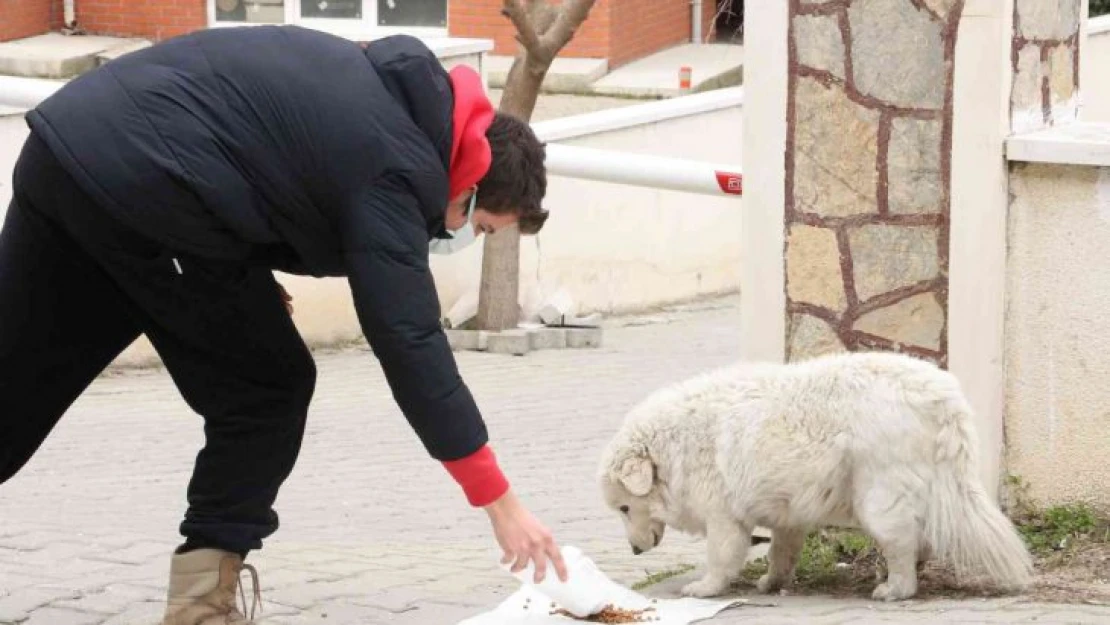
[1,297,1108,624]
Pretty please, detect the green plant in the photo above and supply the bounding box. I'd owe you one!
[1094,0,1110,17]
[631,564,696,591]
[1005,474,1109,558]
[741,529,877,588]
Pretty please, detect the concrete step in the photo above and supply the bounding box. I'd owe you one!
[0,33,151,79]
[490,42,743,98]
[590,43,744,98]
[486,55,609,93]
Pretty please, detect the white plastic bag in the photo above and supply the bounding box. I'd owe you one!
[457,547,744,624]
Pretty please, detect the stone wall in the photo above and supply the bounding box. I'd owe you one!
[1010,0,1082,133]
[783,0,963,366]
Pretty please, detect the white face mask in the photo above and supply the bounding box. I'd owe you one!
[430,191,479,256]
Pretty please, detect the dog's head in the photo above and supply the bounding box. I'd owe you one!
[599,443,667,556]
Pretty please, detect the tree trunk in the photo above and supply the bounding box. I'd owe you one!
[474,0,596,332]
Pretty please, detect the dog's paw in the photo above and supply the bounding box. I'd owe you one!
[755,573,783,594]
[871,581,916,602]
[681,577,729,598]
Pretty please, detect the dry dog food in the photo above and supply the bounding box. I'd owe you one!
[549,604,659,622]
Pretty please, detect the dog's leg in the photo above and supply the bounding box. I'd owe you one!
[858,487,919,601]
[916,542,933,570]
[681,516,751,598]
[756,526,806,594]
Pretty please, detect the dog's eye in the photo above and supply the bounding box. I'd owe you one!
[620,505,629,514]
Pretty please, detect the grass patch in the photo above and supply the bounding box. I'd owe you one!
[740,529,878,592]
[632,564,696,591]
[1005,475,1110,564]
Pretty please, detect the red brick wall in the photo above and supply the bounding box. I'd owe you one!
[78,0,207,41]
[0,0,62,42]
[448,0,612,59]
[448,0,704,68]
[608,0,690,67]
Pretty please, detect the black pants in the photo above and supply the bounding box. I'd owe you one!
[0,133,317,554]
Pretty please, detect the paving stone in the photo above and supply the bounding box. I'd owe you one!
[445,329,487,351]
[485,330,531,355]
[529,327,567,350]
[565,327,603,348]
[2,296,1106,623]
[21,606,104,625]
[53,583,161,615]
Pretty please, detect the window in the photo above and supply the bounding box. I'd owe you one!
[301,0,362,20]
[214,0,286,24]
[210,0,447,32]
[377,0,446,28]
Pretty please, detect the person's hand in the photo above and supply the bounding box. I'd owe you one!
[485,489,568,584]
[277,282,293,315]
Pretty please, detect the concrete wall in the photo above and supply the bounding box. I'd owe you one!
[1005,162,1110,512]
[0,92,742,367]
[1081,15,1110,122]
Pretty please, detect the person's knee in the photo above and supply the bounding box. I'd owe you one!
[286,349,317,413]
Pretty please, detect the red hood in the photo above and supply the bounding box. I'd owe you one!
[447,65,495,201]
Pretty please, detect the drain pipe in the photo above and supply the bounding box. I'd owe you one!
[691,0,703,43]
[64,0,76,29]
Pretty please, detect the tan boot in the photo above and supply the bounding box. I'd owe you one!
[162,548,262,625]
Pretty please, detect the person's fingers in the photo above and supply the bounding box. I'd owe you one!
[511,544,529,574]
[546,536,567,582]
[532,541,548,584]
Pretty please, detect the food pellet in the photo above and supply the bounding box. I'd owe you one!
[549,605,657,623]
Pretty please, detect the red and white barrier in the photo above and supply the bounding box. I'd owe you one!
[544,143,742,198]
[0,76,64,110]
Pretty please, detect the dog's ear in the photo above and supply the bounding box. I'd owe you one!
[618,455,654,496]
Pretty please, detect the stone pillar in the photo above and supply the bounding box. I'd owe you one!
[742,0,1089,496]
[1011,0,1083,133]
[782,0,963,365]
[742,0,1011,490]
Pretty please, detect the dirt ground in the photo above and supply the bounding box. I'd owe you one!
[740,531,1110,606]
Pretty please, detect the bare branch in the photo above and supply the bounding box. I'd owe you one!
[530,1,559,36]
[537,0,596,56]
[501,0,543,55]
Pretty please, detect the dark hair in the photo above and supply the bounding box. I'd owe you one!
[478,111,549,235]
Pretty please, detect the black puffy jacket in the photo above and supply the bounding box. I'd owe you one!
[25,25,487,462]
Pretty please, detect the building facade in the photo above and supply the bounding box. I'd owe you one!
[0,0,734,68]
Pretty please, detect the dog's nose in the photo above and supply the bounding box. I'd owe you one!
[631,545,643,555]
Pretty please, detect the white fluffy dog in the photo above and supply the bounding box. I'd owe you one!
[598,351,1033,601]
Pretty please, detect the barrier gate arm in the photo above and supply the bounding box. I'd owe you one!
[0,76,63,109]
[0,77,744,198]
[543,143,743,198]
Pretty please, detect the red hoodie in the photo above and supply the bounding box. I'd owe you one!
[439,66,508,508]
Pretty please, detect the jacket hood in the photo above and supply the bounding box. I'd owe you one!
[447,65,494,201]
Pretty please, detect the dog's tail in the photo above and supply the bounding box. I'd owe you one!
[924,384,1034,590]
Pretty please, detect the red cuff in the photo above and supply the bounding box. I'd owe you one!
[442,445,510,507]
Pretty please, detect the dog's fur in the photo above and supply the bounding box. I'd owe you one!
[598,351,1033,601]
